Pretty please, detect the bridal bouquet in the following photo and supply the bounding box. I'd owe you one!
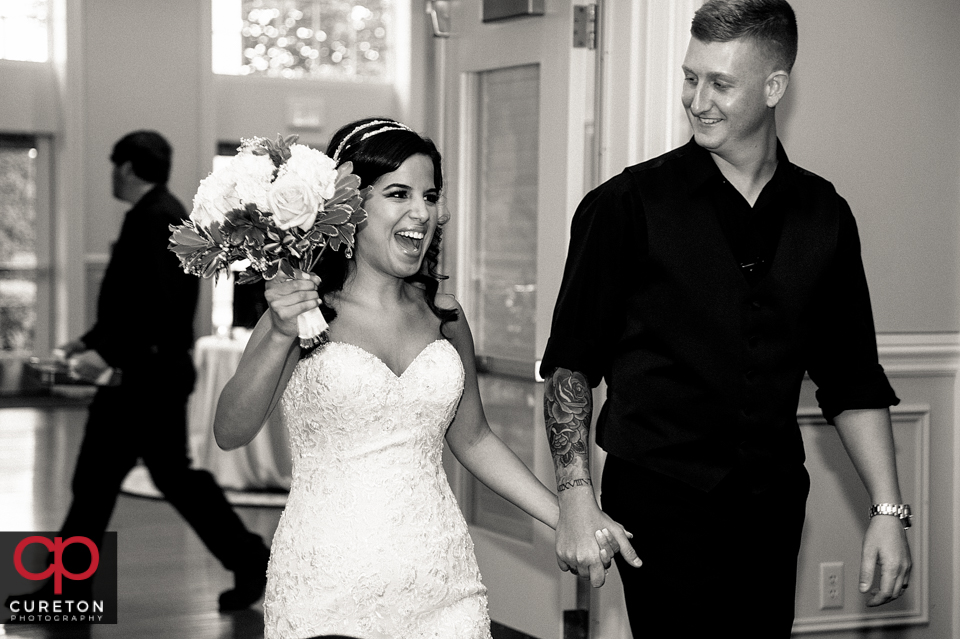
[169,135,367,348]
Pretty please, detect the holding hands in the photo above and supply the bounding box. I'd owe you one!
[555,488,641,587]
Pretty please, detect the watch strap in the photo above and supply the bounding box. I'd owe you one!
[870,503,912,529]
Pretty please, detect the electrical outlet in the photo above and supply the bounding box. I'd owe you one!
[819,561,844,610]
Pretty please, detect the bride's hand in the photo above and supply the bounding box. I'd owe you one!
[264,270,322,338]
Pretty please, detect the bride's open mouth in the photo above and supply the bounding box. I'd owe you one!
[395,230,425,255]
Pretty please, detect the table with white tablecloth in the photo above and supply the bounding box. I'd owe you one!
[188,331,291,491]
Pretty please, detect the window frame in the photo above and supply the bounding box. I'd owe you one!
[0,133,54,356]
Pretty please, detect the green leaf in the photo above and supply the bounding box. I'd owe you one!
[349,209,367,225]
[316,209,351,226]
[279,259,296,279]
[169,225,210,249]
[262,262,280,280]
[201,257,221,278]
[235,270,263,285]
[207,221,225,245]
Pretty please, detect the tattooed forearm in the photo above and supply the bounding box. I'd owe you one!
[557,478,593,492]
[544,367,594,490]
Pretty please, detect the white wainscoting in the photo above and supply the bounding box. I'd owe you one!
[793,404,929,633]
[792,332,959,638]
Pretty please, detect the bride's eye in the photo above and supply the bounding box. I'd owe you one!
[386,189,410,199]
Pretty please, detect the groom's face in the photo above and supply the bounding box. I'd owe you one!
[681,36,778,158]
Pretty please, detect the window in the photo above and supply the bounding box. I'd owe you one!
[0,0,48,62]
[212,0,393,81]
[0,135,52,355]
[465,65,541,542]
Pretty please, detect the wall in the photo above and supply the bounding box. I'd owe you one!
[781,0,960,335]
[80,0,209,330]
[213,75,399,152]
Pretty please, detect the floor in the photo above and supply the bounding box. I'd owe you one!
[0,406,282,639]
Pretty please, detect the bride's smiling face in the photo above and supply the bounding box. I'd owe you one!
[353,153,441,279]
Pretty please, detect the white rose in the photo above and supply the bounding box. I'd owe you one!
[267,172,321,231]
[190,171,238,229]
[285,144,338,201]
[232,152,274,210]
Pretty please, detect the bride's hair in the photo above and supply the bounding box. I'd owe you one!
[313,117,459,334]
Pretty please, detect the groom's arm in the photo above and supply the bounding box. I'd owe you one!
[545,367,641,588]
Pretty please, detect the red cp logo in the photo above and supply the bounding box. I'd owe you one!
[13,536,100,595]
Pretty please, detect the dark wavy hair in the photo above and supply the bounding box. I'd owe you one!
[314,117,458,334]
[109,130,172,184]
[692,0,798,72]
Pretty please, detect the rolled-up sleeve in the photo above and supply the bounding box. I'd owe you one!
[540,175,643,388]
[806,198,899,423]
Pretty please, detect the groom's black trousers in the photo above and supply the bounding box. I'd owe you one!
[602,454,809,639]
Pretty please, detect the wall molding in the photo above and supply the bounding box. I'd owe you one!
[876,332,960,377]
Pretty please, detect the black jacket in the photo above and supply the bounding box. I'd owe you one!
[82,185,198,394]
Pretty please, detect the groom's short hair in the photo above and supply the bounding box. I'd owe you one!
[692,0,798,72]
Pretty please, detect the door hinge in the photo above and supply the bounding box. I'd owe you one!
[573,4,598,50]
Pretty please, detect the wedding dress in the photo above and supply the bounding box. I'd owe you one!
[263,338,492,639]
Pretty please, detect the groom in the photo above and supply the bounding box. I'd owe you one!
[6,131,269,613]
[541,1,912,636]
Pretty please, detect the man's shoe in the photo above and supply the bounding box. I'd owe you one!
[218,544,270,612]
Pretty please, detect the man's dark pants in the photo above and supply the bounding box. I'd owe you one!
[602,454,809,638]
[58,376,265,582]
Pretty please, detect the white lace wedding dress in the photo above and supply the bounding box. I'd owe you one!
[263,338,492,639]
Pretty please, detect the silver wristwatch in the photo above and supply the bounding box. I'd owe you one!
[870,503,912,529]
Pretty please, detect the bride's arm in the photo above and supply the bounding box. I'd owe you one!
[213,273,320,450]
[442,298,560,530]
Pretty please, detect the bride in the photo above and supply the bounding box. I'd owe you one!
[215,118,628,638]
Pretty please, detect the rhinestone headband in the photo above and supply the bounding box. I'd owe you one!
[332,120,413,163]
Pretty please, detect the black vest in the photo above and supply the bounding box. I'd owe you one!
[598,144,842,491]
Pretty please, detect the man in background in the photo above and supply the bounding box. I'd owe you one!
[8,130,269,612]
[540,1,912,636]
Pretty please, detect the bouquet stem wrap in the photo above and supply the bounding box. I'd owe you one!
[298,307,329,349]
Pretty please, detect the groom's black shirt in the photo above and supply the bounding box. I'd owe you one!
[540,138,898,492]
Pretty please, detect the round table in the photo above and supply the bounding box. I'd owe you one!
[188,331,291,491]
